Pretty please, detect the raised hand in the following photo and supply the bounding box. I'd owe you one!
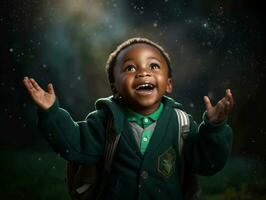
[23,77,56,110]
[203,89,234,124]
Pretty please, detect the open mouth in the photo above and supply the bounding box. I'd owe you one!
[135,83,155,92]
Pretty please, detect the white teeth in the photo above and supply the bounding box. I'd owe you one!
[136,84,154,90]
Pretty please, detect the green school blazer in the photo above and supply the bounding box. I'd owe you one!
[38,96,233,200]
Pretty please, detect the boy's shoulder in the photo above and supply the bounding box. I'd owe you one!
[94,96,123,111]
[93,96,126,133]
[162,95,184,110]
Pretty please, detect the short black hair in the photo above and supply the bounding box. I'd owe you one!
[106,37,172,84]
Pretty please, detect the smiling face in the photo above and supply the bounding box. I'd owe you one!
[112,43,172,115]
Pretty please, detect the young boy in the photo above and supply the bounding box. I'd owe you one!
[23,37,234,200]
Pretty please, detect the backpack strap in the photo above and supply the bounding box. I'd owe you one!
[175,108,202,200]
[103,116,121,173]
[67,113,120,200]
[174,108,190,184]
[95,114,121,199]
[96,114,120,199]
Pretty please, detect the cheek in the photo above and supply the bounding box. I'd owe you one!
[120,75,128,86]
[156,74,168,85]
[116,75,133,90]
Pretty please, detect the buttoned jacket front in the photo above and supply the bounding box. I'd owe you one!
[38,96,233,200]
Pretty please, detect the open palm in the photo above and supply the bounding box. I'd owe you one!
[203,89,234,124]
[23,77,56,110]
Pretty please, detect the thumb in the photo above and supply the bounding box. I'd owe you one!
[47,83,55,95]
[203,96,212,110]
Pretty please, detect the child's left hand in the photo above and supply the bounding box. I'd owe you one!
[203,89,234,124]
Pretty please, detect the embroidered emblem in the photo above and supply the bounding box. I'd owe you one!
[158,147,176,178]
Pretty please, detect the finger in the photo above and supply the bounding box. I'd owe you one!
[220,97,227,105]
[203,96,212,110]
[225,89,234,108]
[224,101,231,115]
[23,77,36,93]
[30,78,41,91]
[221,97,227,112]
[23,77,31,90]
[47,83,55,95]
[23,76,29,82]
[217,99,226,113]
[217,100,224,109]
[225,89,230,100]
[23,77,30,88]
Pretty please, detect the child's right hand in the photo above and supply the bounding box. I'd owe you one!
[23,77,56,110]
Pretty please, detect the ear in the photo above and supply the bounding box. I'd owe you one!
[166,78,173,93]
[110,83,119,97]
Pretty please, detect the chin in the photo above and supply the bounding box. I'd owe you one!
[135,99,160,109]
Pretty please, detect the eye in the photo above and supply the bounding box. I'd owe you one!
[125,65,136,72]
[150,63,160,70]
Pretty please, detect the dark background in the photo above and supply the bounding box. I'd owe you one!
[1,0,265,199]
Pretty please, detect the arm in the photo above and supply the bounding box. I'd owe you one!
[23,77,105,164]
[184,89,234,175]
[38,100,106,164]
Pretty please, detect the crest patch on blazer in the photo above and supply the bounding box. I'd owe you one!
[158,146,176,178]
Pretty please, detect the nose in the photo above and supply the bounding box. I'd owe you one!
[136,67,151,78]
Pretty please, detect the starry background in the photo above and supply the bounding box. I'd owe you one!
[1,0,266,199]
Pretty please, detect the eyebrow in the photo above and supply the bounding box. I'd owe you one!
[123,56,162,63]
